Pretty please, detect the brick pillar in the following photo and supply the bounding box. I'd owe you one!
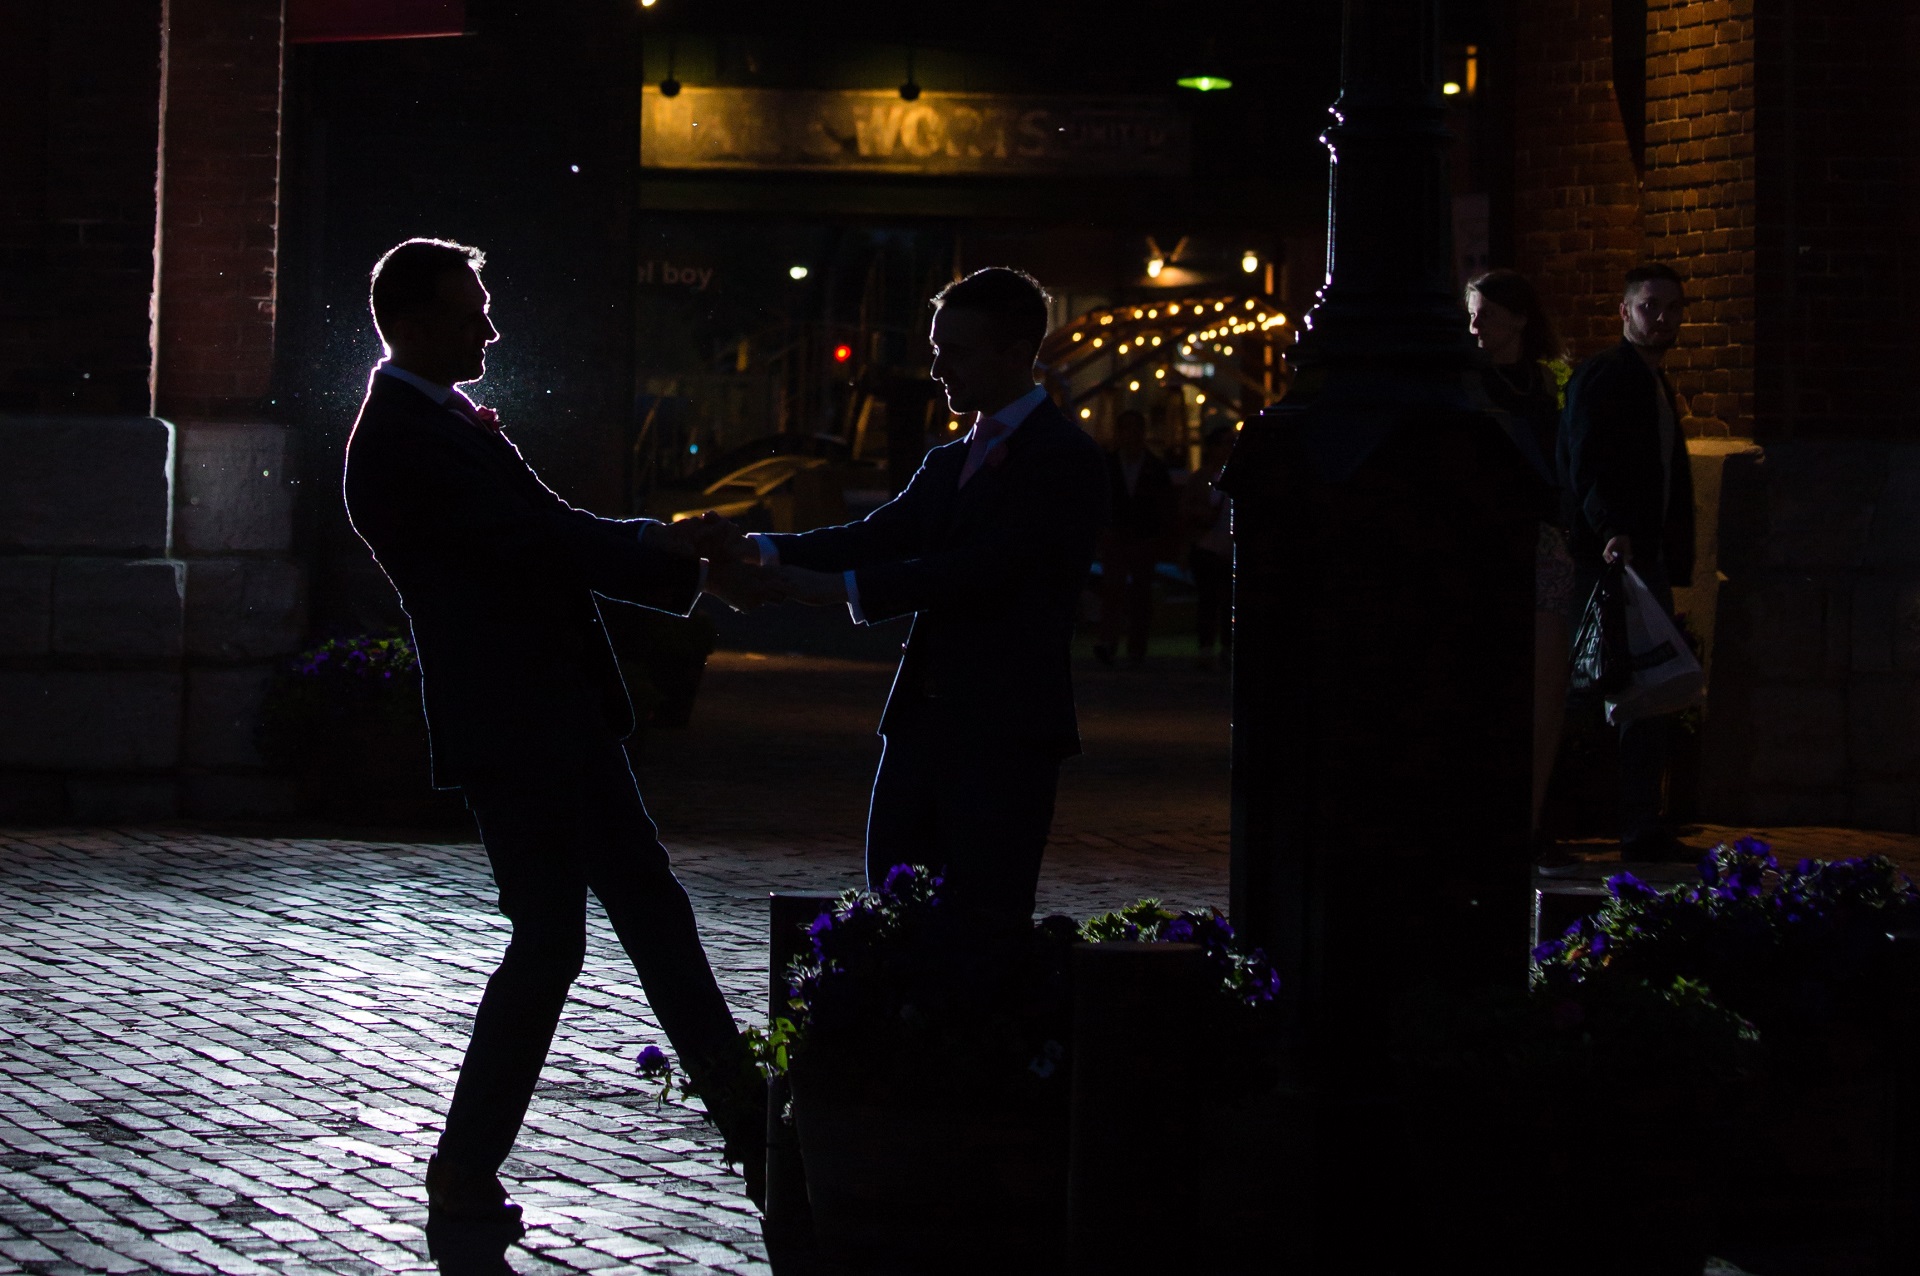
[1511,0,1645,357]
[152,0,284,421]
[1644,0,1757,440]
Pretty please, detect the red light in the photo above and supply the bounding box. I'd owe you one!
[832,343,853,364]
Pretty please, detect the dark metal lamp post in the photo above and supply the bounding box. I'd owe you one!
[1219,0,1539,1248]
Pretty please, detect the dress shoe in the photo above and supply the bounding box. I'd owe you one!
[425,1154,524,1239]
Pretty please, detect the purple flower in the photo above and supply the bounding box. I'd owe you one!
[1164,917,1195,943]
[1606,871,1659,903]
[635,1045,671,1075]
[1532,939,1566,963]
[881,863,918,895]
[1589,932,1608,957]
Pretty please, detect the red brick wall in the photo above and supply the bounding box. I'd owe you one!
[1511,0,1645,359]
[0,2,164,415]
[152,0,285,422]
[1751,2,1920,441]
[1644,0,1756,439]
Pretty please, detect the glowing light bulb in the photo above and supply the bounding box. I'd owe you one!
[1241,251,1259,274]
[1100,315,1113,326]
[1148,309,1159,319]
[1119,343,1130,354]
[1222,345,1233,356]
[948,420,960,432]
[1072,332,1084,342]
[1079,407,1092,419]
[789,265,809,280]
[1150,336,1161,347]
[1146,258,1164,279]
[1235,421,1244,432]
[1168,304,1181,314]
[1276,313,1287,325]
[1154,368,1166,379]
[1133,309,1144,319]
[1442,82,1462,96]
[1245,299,1257,309]
[1195,393,1206,404]
[1092,337,1104,348]
[1128,380,1141,391]
[1214,301,1225,312]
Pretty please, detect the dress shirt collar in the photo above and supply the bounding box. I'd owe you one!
[982,384,1049,433]
[376,360,455,406]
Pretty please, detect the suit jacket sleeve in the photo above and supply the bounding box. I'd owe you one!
[355,420,701,615]
[1564,356,1642,546]
[761,448,946,571]
[850,439,1107,625]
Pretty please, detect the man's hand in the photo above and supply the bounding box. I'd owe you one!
[678,510,749,561]
[771,565,848,607]
[701,557,784,612]
[1603,534,1633,564]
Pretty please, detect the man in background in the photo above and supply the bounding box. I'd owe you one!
[1560,261,1696,862]
[1094,409,1173,666]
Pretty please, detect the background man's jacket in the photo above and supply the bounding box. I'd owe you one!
[1560,339,1696,585]
[766,397,1108,757]
[343,374,698,786]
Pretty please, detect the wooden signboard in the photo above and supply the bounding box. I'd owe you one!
[642,88,1189,177]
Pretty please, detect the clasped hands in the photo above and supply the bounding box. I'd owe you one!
[648,511,847,612]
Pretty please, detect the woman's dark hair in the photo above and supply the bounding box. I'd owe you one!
[370,238,486,332]
[932,267,1051,354]
[1466,268,1563,364]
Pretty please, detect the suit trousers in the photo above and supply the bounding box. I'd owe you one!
[439,736,742,1172]
[865,711,1063,923]
[1573,558,1675,842]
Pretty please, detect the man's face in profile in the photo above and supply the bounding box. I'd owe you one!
[387,266,499,385]
[928,306,1028,416]
[1621,280,1685,352]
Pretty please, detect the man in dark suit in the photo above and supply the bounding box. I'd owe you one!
[743,268,1109,924]
[1560,261,1696,861]
[1094,408,1174,666]
[341,239,772,1250]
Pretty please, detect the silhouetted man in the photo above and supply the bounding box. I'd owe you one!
[1560,261,1696,861]
[341,239,771,1256]
[747,268,1109,923]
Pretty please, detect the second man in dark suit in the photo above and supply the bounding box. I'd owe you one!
[746,268,1109,924]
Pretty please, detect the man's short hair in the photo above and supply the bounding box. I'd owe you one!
[1623,261,1685,297]
[932,267,1051,352]
[370,238,486,332]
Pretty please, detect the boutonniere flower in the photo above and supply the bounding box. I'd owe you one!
[473,405,501,430]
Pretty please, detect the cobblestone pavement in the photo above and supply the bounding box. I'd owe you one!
[0,653,1235,1276]
[3,652,1914,1274]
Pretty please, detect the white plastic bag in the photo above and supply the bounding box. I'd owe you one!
[1605,564,1705,730]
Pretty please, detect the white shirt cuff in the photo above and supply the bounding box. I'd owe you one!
[697,559,709,596]
[749,533,779,567]
[844,570,866,625]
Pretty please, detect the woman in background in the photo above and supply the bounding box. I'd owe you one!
[1467,269,1574,853]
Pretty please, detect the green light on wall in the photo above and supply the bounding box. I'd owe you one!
[1176,75,1233,92]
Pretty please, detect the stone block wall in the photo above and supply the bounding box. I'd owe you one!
[0,416,307,821]
[1702,444,1920,832]
[1643,0,1756,439]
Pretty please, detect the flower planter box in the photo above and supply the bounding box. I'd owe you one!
[790,1076,1066,1268]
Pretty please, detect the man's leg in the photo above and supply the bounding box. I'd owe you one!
[932,744,1062,924]
[438,775,591,1178]
[865,727,942,888]
[1618,563,1677,846]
